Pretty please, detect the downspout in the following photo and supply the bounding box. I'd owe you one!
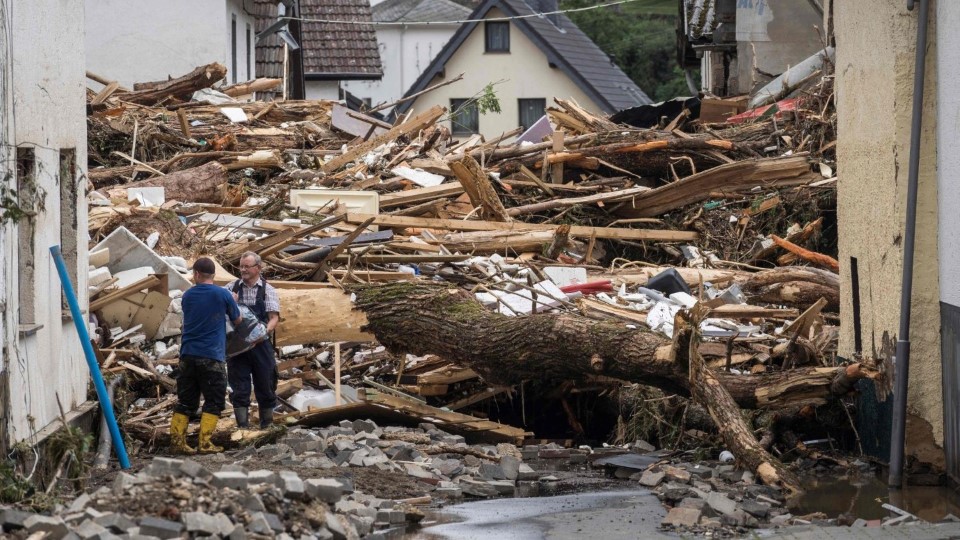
[889,0,931,489]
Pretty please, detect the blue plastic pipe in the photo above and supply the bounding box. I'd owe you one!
[50,245,131,469]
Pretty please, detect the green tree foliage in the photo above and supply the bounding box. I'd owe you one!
[562,0,694,102]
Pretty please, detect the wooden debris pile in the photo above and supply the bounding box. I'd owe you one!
[83,63,856,494]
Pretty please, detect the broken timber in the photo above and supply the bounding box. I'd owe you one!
[344,213,699,242]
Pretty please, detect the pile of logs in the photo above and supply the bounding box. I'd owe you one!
[84,62,852,495]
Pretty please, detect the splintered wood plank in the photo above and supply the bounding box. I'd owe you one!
[379,184,464,208]
[444,386,513,410]
[450,155,511,222]
[359,388,525,443]
[323,105,445,173]
[345,213,699,242]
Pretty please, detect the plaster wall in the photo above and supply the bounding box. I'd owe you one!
[342,24,460,113]
[85,0,255,88]
[406,8,604,140]
[835,0,943,466]
[305,81,341,101]
[6,0,90,444]
[736,0,824,94]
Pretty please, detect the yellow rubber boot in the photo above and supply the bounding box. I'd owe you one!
[169,412,196,455]
[198,412,224,454]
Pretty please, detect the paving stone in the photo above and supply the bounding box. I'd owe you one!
[178,459,211,479]
[741,499,771,518]
[243,493,266,512]
[478,463,506,480]
[226,523,248,539]
[2,508,35,531]
[183,512,220,535]
[25,515,69,538]
[301,456,337,469]
[325,513,350,540]
[211,471,248,490]
[68,493,92,513]
[247,513,273,536]
[277,471,305,499]
[769,513,792,526]
[112,472,139,493]
[257,443,293,459]
[435,486,463,498]
[94,513,137,533]
[704,491,738,517]
[305,478,346,503]
[219,464,247,473]
[138,516,183,539]
[639,469,665,487]
[517,463,539,481]
[499,455,521,480]
[348,514,375,536]
[459,478,498,497]
[145,457,183,477]
[663,465,692,484]
[662,507,702,528]
[247,469,277,485]
[353,419,378,433]
[263,512,285,533]
[487,480,516,495]
[538,448,570,459]
[74,519,110,539]
[681,463,714,479]
[678,497,710,513]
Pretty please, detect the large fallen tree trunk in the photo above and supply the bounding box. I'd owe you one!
[102,161,228,204]
[351,282,876,410]
[349,282,878,494]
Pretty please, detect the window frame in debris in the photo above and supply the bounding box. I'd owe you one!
[246,23,252,81]
[485,21,510,53]
[59,149,78,312]
[16,147,37,326]
[518,98,546,131]
[450,99,480,136]
[231,14,238,84]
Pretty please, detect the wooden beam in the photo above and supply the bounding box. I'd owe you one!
[322,105,445,173]
[450,155,511,222]
[444,386,513,410]
[344,213,699,242]
[89,275,163,312]
[379,184,464,208]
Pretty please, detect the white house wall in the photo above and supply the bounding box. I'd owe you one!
[407,8,604,140]
[305,81,341,101]
[6,0,89,445]
[342,24,460,112]
[85,0,255,88]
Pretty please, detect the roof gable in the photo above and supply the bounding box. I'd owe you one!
[398,0,651,114]
[373,0,472,23]
[300,0,384,79]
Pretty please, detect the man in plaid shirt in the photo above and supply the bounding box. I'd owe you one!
[225,251,280,429]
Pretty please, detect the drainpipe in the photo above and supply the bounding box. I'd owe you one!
[889,0,931,489]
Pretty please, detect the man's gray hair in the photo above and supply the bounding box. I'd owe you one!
[240,252,262,266]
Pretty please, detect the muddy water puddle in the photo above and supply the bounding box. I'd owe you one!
[790,472,960,521]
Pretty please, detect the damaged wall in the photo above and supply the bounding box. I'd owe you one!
[404,7,604,140]
[835,0,943,467]
[3,0,90,446]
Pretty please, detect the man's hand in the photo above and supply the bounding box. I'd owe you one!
[232,292,240,302]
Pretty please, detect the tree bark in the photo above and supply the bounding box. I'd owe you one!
[351,282,875,410]
[103,161,228,204]
[117,63,227,105]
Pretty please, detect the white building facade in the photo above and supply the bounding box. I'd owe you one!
[85,0,256,87]
[0,0,90,450]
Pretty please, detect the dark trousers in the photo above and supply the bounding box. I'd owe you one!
[175,356,227,416]
[227,340,278,410]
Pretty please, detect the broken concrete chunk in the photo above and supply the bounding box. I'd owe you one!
[138,516,183,539]
[662,506,702,528]
[305,478,346,503]
[24,515,69,538]
[211,471,249,490]
[639,469,666,487]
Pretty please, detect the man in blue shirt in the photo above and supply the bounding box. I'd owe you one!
[170,257,241,454]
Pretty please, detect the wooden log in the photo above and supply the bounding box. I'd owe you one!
[542,139,735,166]
[680,306,802,495]
[275,288,374,346]
[616,156,816,218]
[350,281,880,410]
[506,186,650,217]
[450,155,511,222]
[220,78,283,97]
[116,63,227,105]
[344,213,699,242]
[771,234,840,272]
[103,161,228,204]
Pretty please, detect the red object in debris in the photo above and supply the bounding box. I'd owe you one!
[559,280,613,295]
[726,98,801,124]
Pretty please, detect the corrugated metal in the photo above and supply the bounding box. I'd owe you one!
[941,301,960,482]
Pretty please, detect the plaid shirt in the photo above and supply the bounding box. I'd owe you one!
[226,278,280,315]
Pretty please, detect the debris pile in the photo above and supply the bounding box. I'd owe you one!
[74,60,876,517]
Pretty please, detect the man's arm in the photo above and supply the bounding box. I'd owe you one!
[225,290,242,325]
[266,312,279,333]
